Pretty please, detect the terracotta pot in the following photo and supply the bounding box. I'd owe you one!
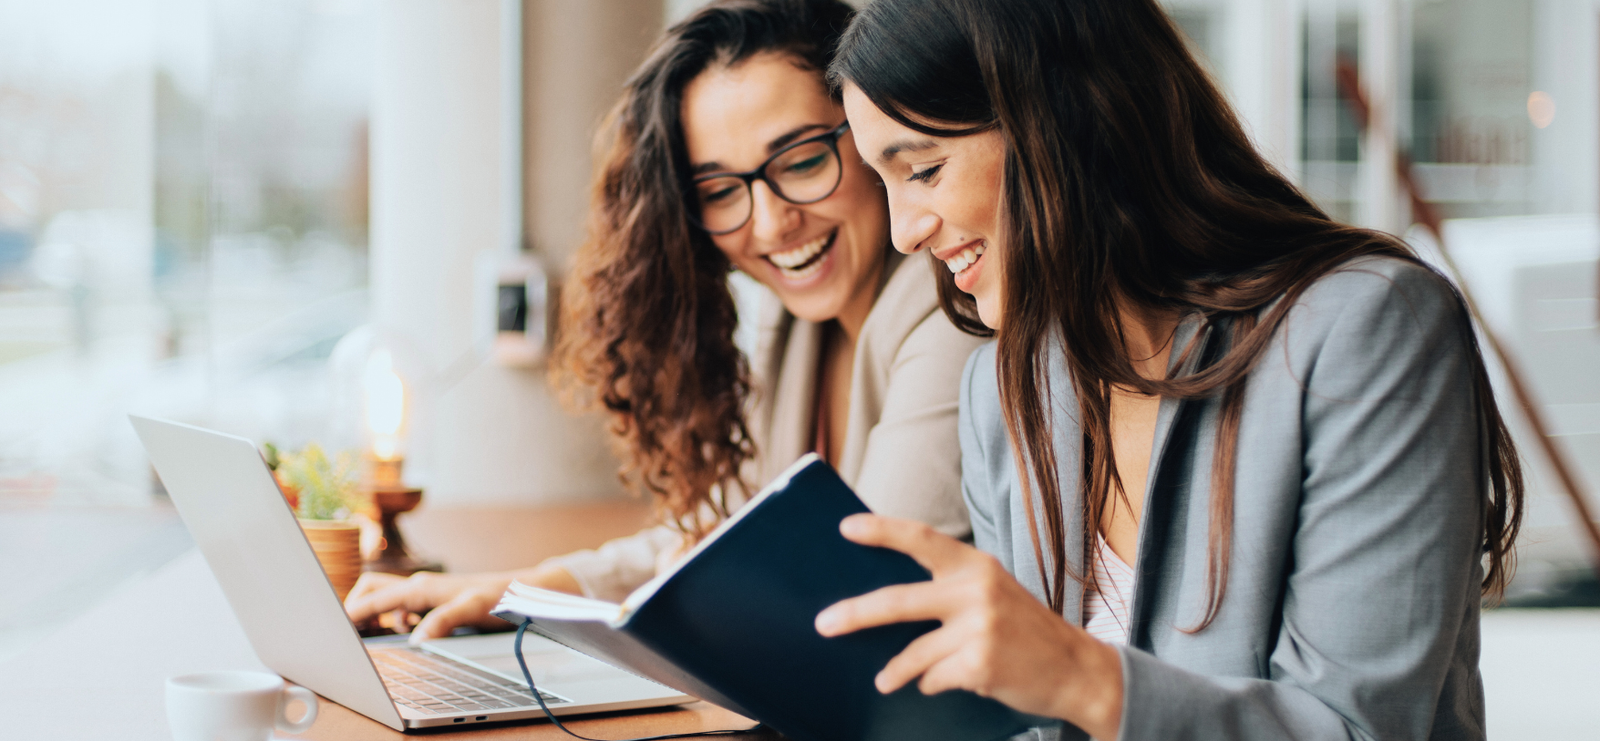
[299,519,363,601]
[273,472,300,511]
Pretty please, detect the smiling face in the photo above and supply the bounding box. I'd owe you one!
[681,53,889,332]
[841,84,1008,329]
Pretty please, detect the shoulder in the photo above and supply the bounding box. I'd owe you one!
[861,252,987,371]
[862,251,939,346]
[1282,255,1467,362]
[1270,254,1474,404]
[750,283,797,379]
[958,341,1004,456]
[1290,255,1463,335]
[961,341,1000,407]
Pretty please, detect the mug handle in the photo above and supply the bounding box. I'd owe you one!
[276,685,320,734]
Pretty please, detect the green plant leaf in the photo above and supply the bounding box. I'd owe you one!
[281,442,363,520]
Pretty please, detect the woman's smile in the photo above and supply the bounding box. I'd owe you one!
[682,53,889,332]
[840,83,1007,328]
[939,240,987,293]
[765,228,838,284]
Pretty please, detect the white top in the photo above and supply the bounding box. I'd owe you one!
[1083,535,1136,646]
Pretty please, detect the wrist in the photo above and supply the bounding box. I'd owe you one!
[1051,635,1124,741]
[513,561,582,595]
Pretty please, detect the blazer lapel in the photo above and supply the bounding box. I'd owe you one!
[760,317,824,486]
[1126,315,1216,648]
[1040,341,1087,624]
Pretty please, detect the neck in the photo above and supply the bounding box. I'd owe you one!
[832,253,889,346]
[834,293,872,346]
[1113,297,1179,380]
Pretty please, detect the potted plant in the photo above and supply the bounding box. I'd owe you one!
[275,443,366,601]
[262,442,299,511]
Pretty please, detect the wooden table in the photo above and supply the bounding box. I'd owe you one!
[0,500,776,740]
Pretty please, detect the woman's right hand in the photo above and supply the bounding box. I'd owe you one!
[344,571,516,642]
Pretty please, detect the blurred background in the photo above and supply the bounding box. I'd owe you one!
[0,0,1595,736]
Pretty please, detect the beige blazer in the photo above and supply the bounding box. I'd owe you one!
[554,252,984,601]
[747,250,981,534]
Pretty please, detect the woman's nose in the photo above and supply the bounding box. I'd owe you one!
[749,181,799,242]
[890,205,939,255]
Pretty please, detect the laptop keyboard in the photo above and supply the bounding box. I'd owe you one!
[371,646,569,716]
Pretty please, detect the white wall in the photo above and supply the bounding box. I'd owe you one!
[370,0,619,504]
[1220,0,1304,181]
[1356,0,1405,233]
[522,0,661,266]
[1531,0,1600,215]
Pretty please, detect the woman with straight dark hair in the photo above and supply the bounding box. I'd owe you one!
[346,0,984,641]
[816,1,1524,739]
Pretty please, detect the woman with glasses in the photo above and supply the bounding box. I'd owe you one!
[813,1,1523,740]
[345,0,985,640]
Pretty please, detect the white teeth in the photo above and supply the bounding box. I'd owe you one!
[781,254,827,281]
[768,233,831,270]
[945,245,983,274]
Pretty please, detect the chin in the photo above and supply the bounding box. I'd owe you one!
[975,299,1002,331]
[777,289,848,325]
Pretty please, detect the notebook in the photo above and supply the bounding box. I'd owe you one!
[492,454,1040,741]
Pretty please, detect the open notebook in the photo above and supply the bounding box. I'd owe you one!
[492,454,1040,741]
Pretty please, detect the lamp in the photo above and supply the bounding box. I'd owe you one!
[352,341,441,576]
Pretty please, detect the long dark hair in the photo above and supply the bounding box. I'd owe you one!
[555,0,855,538]
[832,0,1523,627]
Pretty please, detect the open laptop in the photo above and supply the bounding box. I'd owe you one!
[131,415,693,731]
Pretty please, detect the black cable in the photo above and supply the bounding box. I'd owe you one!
[513,622,763,741]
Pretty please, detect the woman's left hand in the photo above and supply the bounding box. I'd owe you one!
[814,514,1125,741]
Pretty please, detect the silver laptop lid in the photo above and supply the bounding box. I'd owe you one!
[130,415,404,731]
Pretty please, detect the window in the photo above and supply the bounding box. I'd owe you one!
[0,0,372,662]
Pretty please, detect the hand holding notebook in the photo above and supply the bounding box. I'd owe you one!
[492,454,1039,741]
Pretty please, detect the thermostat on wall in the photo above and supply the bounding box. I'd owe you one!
[491,253,549,367]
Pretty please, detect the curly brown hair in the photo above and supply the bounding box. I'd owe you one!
[554,0,856,539]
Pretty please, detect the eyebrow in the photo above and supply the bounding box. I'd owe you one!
[691,123,833,176]
[876,138,938,167]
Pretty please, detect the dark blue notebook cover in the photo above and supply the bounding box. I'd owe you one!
[494,455,1037,741]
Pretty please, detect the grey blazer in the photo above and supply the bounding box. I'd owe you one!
[959,257,1488,741]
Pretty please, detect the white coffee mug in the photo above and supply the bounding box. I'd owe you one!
[166,670,318,741]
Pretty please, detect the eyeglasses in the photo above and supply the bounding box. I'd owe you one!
[689,121,851,236]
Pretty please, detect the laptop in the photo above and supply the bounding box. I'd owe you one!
[131,415,693,731]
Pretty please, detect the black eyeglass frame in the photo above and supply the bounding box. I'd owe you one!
[688,121,852,236]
